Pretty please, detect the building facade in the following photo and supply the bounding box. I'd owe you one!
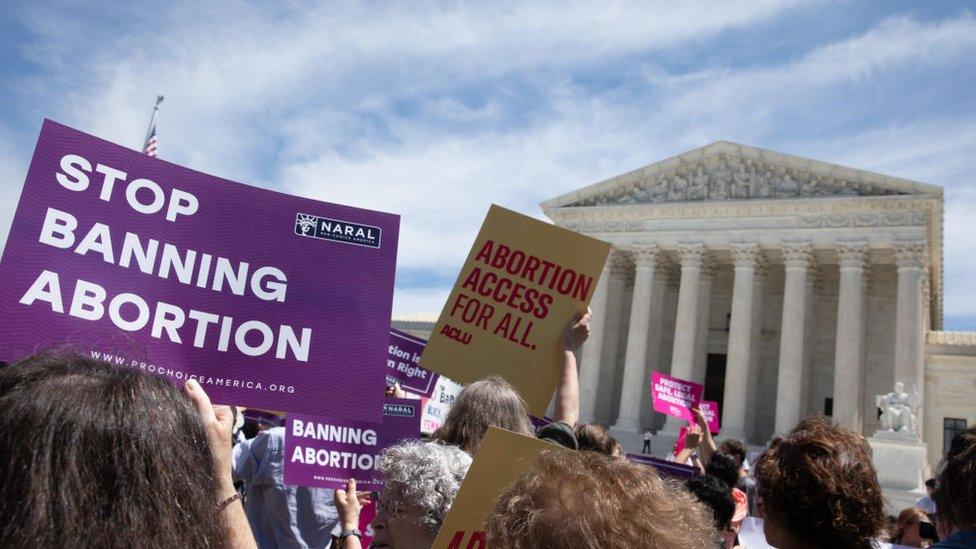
[536,141,975,476]
[394,141,976,506]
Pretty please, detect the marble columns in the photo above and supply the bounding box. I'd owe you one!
[894,240,926,435]
[722,243,760,439]
[774,242,812,435]
[578,251,614,424]
[613,245,660,432]
[833,242,868,433]
[663,243,706,431]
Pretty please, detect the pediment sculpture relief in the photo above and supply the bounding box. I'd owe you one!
[573,156,904,206]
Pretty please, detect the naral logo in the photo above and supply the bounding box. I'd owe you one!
[295,213,382,249]
[383,403,416,417]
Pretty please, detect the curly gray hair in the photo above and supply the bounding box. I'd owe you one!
[378,440,472,531]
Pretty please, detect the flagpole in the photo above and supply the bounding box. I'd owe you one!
[142,95,164,147]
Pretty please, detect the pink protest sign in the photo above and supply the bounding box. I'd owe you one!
[651,371,703,422]
[699,400,720,434]
[284,398,422,490]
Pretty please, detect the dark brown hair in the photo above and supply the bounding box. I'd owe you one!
[432,376,533,454]
[485,449,717,548]
[933,425,976,533]
[0,353,226,547]
[754,415,885,549]
[719,438,747,467]
[574,423,616,456]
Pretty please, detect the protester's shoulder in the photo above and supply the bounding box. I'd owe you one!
[536,421,579,450]
[930,529,976,549]
[247,427,286,453]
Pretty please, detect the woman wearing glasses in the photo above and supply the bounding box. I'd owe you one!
[333,440,471,548]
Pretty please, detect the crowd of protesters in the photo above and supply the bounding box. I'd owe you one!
[0,311,974,548]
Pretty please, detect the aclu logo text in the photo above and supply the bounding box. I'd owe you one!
[295,213,382,249]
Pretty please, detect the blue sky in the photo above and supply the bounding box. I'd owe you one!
[1,1,975,328]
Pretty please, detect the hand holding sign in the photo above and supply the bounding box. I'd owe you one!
[422,205,610,416]
[183,379,235,498]
[334,478,371,531]
[562,307,591,351]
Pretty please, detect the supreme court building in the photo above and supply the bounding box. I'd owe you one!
[396,141,976,503]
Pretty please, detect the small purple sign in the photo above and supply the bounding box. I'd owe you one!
[0,120,399,419]
[626,453,700,480]
[387,328,436,397]
[528,414,555,433]
[284,397,423,490]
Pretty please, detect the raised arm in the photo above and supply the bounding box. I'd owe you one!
[690,407,717,464]
[675,424,703,471]
[553,308,591,426]
[184,379,257,549]
[333,478,371,549]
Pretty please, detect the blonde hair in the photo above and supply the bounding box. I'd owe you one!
[432,376,533,454]
[486,449,717,548]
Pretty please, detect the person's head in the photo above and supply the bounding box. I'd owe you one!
[574,423,617,456]
[705,453,740,491]
[485,449,717,548]
[933,425,976,535]
[0,353,225,547]
[754,416,885,549]
[895,381,905,393]
[891,507,931,547]
[372,440,472,548]
[432,376,532,454]
[609,437,622,459]
[924,477,937,496]
[685,475,735,530]
[719,438,747,470]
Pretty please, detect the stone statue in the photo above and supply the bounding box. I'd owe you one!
[646,180,669,202]
[710,161,731,200]
[773,167,800,197]
[876,382,919,435]
[838,180,860,196]
[799,176,819,196]
[667,172,689,202]
[730,162,751,199]
[752,167,773,198]
[688,167,710,200]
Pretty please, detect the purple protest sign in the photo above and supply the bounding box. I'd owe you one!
[284,398,423,490]
[387,328,437,397]
[528,414,555,433]
[699,400,720,434]
[0,120,399,419]
[651,371,703,423]
[626,453,700,480]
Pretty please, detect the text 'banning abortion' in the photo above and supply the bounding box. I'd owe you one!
[17,153,311,362]
[440,239,594,349]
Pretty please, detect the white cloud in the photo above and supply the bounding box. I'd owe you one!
[5,3,976,321]
[392,287,452,318]
[644,13,976,143]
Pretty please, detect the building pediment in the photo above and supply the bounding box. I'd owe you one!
[541,141,941,209]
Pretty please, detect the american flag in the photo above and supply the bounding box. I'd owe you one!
[142,120,158,157]
[142,95,163,157]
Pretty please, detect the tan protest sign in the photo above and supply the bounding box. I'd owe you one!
[421,204,610,415]
[432,427,564,549]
